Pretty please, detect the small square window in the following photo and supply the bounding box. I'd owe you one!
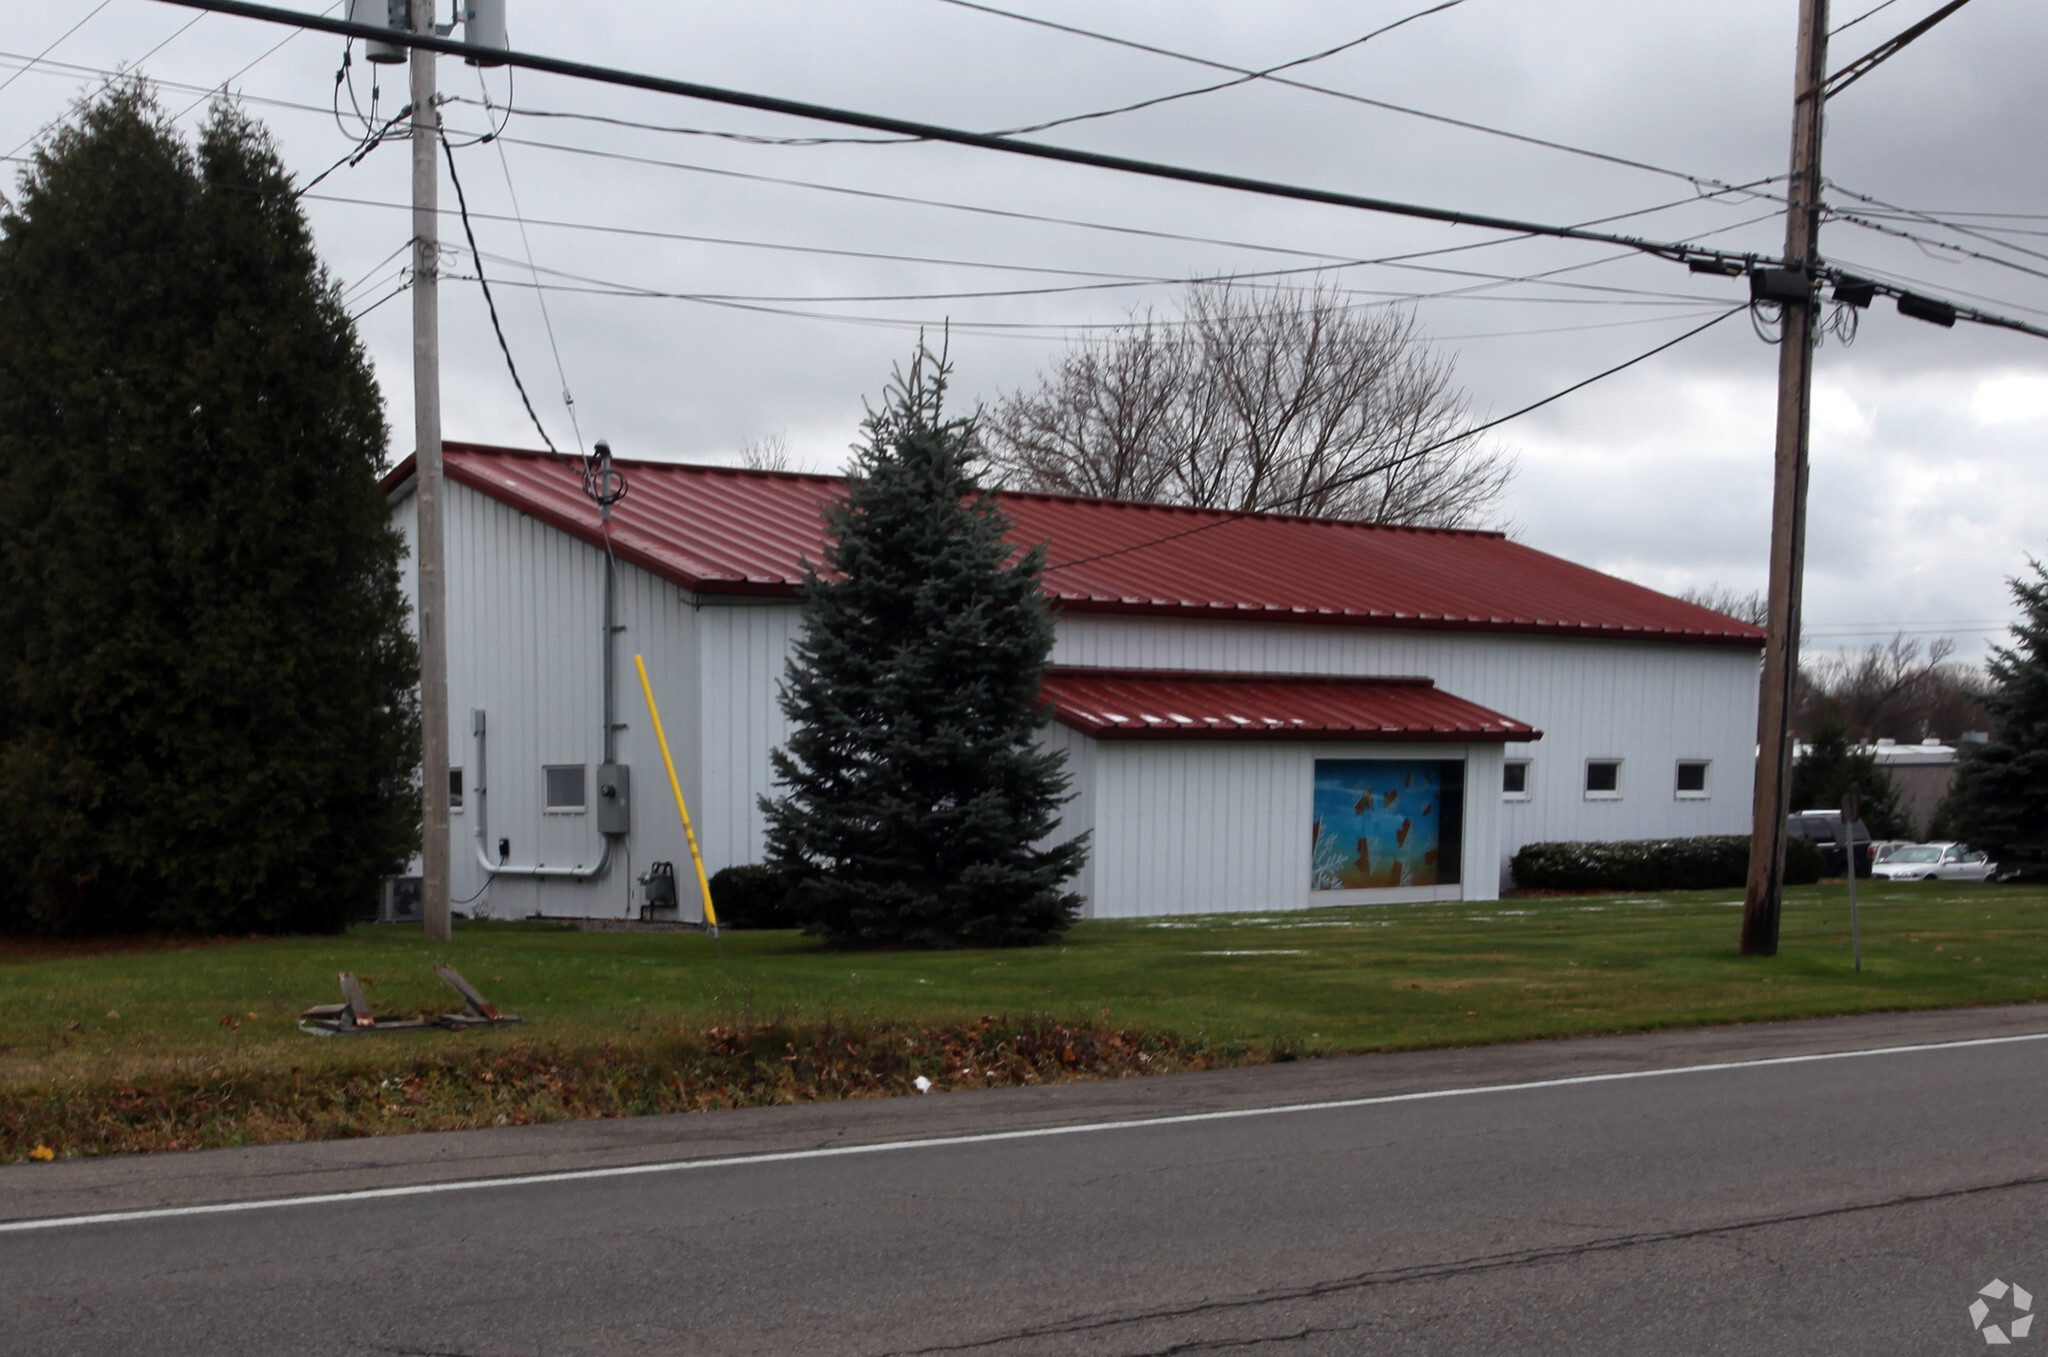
[448,767,464,813]
[1502,760,1531,799]
[1675,760,1710,798]
[544,764,587,813]
[1585,759,1622,799]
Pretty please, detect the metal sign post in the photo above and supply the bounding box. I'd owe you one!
[1842,790,1862,972]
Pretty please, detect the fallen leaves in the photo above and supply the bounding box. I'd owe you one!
[29,1144,55,1161]
[1,1017,1272,1164]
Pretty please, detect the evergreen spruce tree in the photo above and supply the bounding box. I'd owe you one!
[1947,562,2048,874]
[1792,706,1906,838]
[0,85,418,933]
[762,346,1086,946]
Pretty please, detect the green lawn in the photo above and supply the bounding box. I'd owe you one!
[8,881,2047,1087]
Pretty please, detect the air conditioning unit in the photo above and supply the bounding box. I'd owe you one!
[380,875,424,923]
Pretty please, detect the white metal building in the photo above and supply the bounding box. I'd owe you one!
[385,444,1764,921]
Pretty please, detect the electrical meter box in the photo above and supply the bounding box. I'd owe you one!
[596,763,631,835]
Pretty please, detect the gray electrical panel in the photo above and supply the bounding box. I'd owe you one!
[596,763,631,835]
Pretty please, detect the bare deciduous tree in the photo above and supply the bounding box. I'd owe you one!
[738,432,795,471]
[982,279,1512,527]
[1795,634,1989,742]
[1678,584,1770,627]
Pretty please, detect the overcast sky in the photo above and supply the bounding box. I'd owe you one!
[4,0,2045,663]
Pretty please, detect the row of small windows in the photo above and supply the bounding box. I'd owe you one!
[443,766,589,813]
[1502,758,1712,802]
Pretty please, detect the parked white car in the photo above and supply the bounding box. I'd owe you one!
[1871,842,1998,882]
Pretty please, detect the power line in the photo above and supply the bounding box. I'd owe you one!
[459,242,1729,314]
[1825,0,1978,100]
[992,0,1467,138]
[1823,254,2048,324]
[0,46,1791,293]
[1830,0,1904,36]
[144,0,1785,275]
[1039,306,1748,574]
[1831,208,2048,286]
[0,135,1754,315]
[439,131,565,459]
[928,0,1776,199]
[0,2,112,100]
[146,0,2048,342]
[1827,180,2048,268]
[487,95,584,455]
[171,0,343,120]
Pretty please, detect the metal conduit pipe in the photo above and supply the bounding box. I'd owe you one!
[470,535,624,881]
[468,444,630,884]
[471,707,616,879]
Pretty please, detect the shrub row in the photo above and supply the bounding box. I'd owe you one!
[1511,834,1823,892]
[706,864,805,929]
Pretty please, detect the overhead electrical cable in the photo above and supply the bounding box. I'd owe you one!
[0,46,1789,291]
[0,2,112,99]
[0,137,1766,312]
[1824,0,1977,100]
[440,133,567,459]
[991,0,1468,138]
[1826,180,2048,269]
[459,243,1730,311]
[446,270,1723,345]
[928,0,1776,199]
[171,0,342,120]
[1830,209,2048,286]
[147,1,2047,341]
[1039,306,1750,573]
[1823,255,2048,324]
[486,89,586,455]
[1830,0,1903,36]
[143,0,1787,274]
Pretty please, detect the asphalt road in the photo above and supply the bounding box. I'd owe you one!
[8,1005,2048,1355]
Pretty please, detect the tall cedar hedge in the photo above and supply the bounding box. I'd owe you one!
[1947,562,2048,876]
[761,347,1086,946]
[0,86,418,933]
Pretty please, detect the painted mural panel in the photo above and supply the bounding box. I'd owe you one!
[1311,760,1464,890]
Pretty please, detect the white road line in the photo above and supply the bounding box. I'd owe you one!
[5,1029,2045,1235]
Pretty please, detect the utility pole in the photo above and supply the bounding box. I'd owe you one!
[1742,0,1831,956]
[410,0,451,944]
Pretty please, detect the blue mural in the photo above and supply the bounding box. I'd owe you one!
[1311,760,1465,890]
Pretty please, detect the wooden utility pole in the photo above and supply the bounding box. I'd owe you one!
[1742,0,1831,956]
[410,0,451,943]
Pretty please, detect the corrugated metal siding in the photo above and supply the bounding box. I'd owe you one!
[1049,614,1758,885]
[1089,740,1498,918]
[696,603,803,871]
[1038,721,1096,917]
[427,482,704,920]
[393,477,1756,917]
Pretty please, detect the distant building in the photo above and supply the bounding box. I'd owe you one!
[384,444,1765,920]
[1870,735,1987,837]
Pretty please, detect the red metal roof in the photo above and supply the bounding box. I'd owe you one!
[384,443,1764,646]
[1039,668,1540,742]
